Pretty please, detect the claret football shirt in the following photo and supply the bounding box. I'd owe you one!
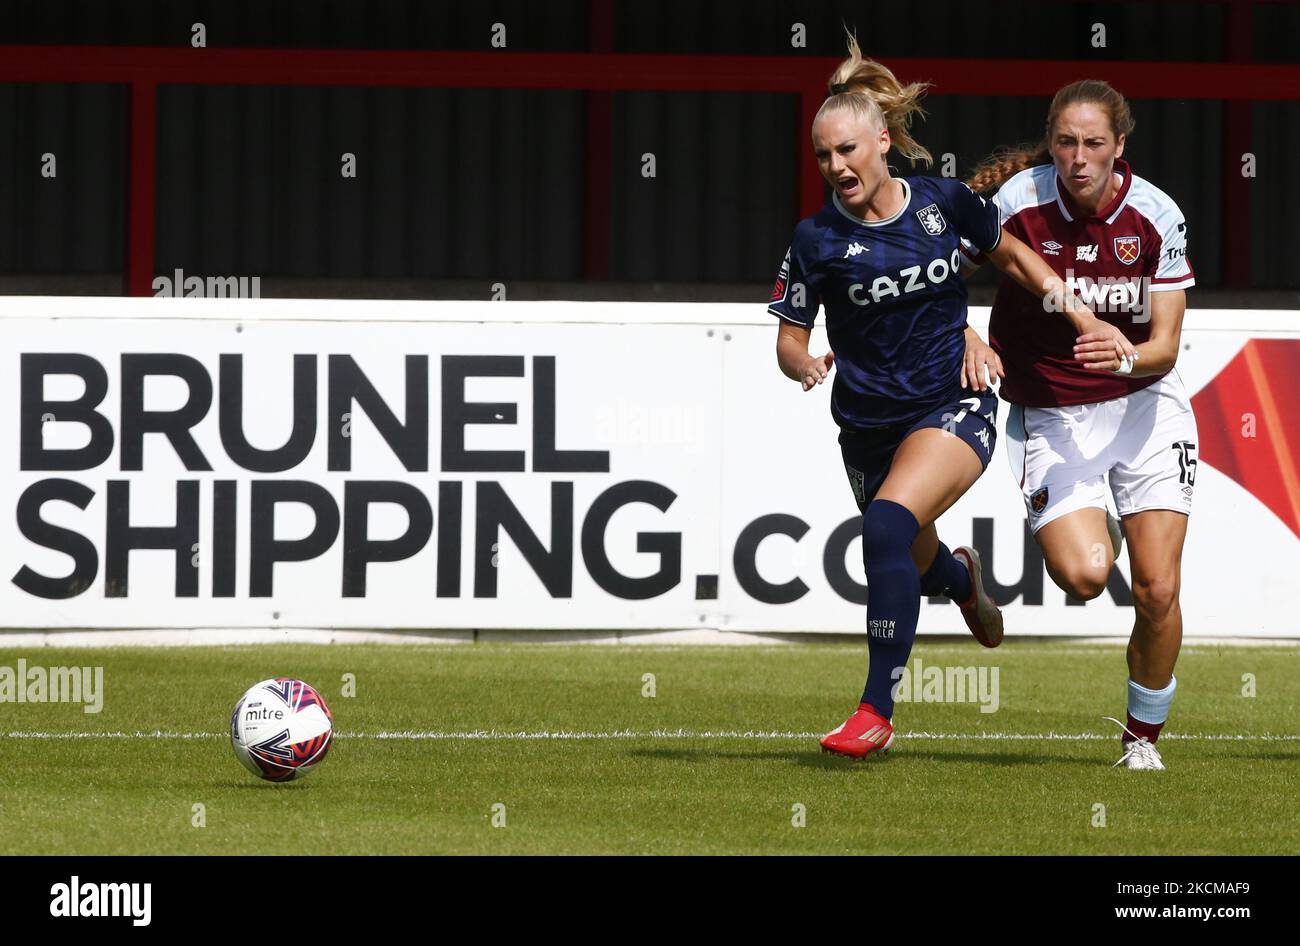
[960,158,1194,407]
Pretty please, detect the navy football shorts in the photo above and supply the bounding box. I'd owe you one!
[837,389,999,513]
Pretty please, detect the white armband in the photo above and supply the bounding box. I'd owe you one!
[1113,351,1140,376]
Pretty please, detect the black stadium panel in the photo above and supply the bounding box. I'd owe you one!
[0,1,1297,294]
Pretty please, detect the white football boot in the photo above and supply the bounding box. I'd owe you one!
[1103,716,1165,770]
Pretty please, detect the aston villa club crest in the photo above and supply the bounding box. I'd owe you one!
[1030,487,1049,514]
[915,203,947,236]
[1113,235,1141,265]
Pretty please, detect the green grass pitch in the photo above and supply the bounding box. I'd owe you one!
[0,640,1297,855]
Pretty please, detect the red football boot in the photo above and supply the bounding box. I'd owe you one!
[820,703,894,759]
[952,545,1004,648]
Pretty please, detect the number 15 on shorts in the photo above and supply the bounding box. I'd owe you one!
[1171,440,1197,486]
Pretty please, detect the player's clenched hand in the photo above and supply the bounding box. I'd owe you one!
[1073,318,1137,371]
[800,351,835,391]
[961,328,1004,392]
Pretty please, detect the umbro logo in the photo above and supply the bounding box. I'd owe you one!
[1041,240,1063,256]
[844,242,869,258]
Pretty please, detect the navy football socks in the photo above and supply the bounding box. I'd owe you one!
[919,541,973,604]
[859,499,921,718]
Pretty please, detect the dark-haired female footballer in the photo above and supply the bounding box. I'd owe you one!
[770,37,1134,759]
[962,80,1196,770]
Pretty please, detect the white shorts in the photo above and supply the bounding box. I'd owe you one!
[1006,371,1198,533]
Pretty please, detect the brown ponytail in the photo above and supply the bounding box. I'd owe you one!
[966,79,1136,194]
[816,32,933,167]
[967,145,1052,194]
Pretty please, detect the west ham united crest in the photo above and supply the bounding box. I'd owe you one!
[915,203,947,236]
[1113,235,1141,265]
[1030,487,1049,514]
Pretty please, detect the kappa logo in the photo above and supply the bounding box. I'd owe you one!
[1114,235,1141,265]
[844,242,869,258]
[1076,244,1098,262]
[1041,240,1063,256]
[915,203,947,236]
[1030,487,1049,514]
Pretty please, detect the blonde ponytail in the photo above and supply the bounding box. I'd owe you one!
[816,32,933,167]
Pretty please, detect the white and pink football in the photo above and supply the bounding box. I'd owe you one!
[230,677,334,782]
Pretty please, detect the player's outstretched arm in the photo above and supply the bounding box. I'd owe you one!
[985,229,1136,363]
[1074,289,1185,377]
[775,322,835,391]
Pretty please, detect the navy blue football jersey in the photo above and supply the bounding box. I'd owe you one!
[768,176,1002,429]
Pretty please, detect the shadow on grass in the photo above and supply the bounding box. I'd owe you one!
[627,747,1088,768]
[1231,751,1300,762]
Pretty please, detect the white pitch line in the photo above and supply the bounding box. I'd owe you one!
[2,729,1299,742]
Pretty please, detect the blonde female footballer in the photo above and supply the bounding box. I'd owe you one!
[769,39,1131,759]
